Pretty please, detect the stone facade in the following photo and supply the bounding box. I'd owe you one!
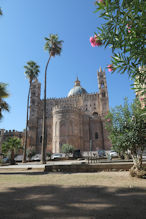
[28,67,111,153]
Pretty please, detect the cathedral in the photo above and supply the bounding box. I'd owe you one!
[28,67,111,153]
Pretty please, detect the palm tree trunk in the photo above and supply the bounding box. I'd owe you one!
[11,149,15,165]
[41,55,51,164]
[22,84,31,163]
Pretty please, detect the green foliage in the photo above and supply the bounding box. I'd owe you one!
[0,83,9,120]
[95,0,146,92]
[2,137,22,164]
[46,151,52,157]
[0,8,2,16]
[24,61,40,83]
[2,137,22,154]
[26,147,35,159]
[61,144,75,155]
[105,98,146,168]
[44,34,64,57]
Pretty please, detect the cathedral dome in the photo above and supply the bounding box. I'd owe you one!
[68,77,87,97]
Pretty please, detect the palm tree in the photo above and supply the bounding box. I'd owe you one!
[0,8,2,15]
[22,61,40,163]
[0,83,9,120]
[2,137,21,165]
[41,34,63,164]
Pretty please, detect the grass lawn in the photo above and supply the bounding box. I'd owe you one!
[0,171,146,219]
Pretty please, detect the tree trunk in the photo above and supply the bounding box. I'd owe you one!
[10,149,15,165]
[132,153,143,171]
[41,55,51,164]
[130,151,143,177]
[22,84,31,163]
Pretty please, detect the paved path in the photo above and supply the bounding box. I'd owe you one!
[0,160,146,173]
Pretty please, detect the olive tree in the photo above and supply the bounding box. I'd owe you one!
[105,98,146,177]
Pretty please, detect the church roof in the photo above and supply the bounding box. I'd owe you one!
[67,77,87,97]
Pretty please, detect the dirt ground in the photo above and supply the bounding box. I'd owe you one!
[0,171,146,219]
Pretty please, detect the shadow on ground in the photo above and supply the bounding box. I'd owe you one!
[0,172,47,175]
[0,181,146,219]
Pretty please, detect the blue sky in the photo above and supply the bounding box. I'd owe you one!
[0,0,135,131]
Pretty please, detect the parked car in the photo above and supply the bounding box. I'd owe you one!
[51,153,63,160]
[73,150,82,159]
[2,157,10,163]
[98,150,106,158]
[14,155,23,162]
[31,154,41,161]
[108,150,118,159]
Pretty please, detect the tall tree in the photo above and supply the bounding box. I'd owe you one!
[22,61,40,163]
[105,98,146,177]
[93,0,145,94]
[2,137,22,165]
[0,83,9,120]
[41,34,63,164]
[0,7,2,15]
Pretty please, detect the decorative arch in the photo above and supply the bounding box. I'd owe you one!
[93,112,98,117]
[60,120,66,137]
[101,81,104,88]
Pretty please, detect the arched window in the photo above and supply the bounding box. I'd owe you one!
[102,92,105,97]
[95,132,98,139]
[31,91,35,96]
[93,112,98,117]
[32,100,35,105]
[40,136,42,143]
[60,120,66,136]
[101,81,104,88]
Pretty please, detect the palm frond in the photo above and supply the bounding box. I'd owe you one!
[0,100,9,119]
[24,61,40,82]
[0,83,9,99]
[0,8,2,16]
[44,34,63,56]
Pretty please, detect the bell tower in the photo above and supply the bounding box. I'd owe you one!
[97,67,109,114]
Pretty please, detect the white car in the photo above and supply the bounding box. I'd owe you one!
[14,155,23,162]
[51,153,63,160]
[31,154,41,161]
[109,150,118,158]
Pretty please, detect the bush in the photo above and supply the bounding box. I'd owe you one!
[46,152,52,159]
[26,147,35,160]
[61,144,75,157]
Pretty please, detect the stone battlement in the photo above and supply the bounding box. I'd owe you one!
[52,105,82,114]
[0,129,23,136]
[41,92,98,102]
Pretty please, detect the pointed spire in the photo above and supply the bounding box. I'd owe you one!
[74,76,80,86]
[99,66,102,72]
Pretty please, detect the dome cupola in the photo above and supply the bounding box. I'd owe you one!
[67,77,87,97]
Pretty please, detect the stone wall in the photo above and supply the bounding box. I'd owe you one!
[0,129,24,153]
